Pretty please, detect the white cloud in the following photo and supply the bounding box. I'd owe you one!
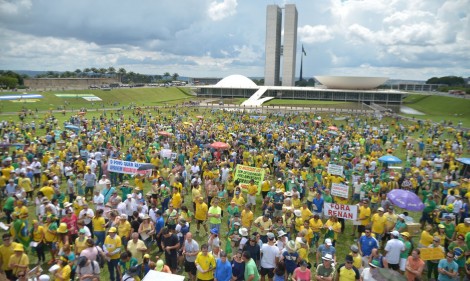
[298,25,334,43]
[208,0,238,21]
[0,0,32,16]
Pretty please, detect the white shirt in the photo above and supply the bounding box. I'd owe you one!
[360,268,377,281]
[93,194,105,210]
[384,238,405,264]
[79,208,95,225]
[260,243,280,268]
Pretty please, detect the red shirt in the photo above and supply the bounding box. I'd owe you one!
[61,214,78,235]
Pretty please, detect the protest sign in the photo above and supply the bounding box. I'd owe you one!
[328,164,343,176]
[108,159,152,175]
[160,149,172,159]
[233,164,265,195]
[420,247,445,261]
[324,203,357,220]
[331,183,349,198]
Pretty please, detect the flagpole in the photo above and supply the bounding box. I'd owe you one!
[300,52,303,82]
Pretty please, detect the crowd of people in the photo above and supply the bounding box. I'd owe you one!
[0,106,469,281]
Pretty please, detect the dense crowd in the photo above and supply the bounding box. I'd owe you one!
[0,107,469,281]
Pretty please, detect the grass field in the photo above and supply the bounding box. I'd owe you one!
[403,95,470,127]
[0,87,194,113]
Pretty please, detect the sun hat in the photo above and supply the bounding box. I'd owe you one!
[108,227,117,233]
[285,191,293,197]
[464,218,470,224]
[286,240,297,252]
[400,232,410,238]
[14,244,24,252]
[239,228,249,236]
[322,253,334,261]
[276,188,283,193]
[143,254,150,259]
[57,223,68,234]
[277,230,287,237]
[294,210,302,217]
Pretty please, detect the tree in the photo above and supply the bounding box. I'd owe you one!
[99,68,107,77]
[107,67,116,77]
[0,76,18,88]
[74,69,82,77]
[172,73,179,81]
[118,68,127,83]
[426,76,465,86]
[163,72,171,79]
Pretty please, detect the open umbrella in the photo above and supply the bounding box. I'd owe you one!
[378,155,402,164]
[387,189,424,211]
[158,131,173,137]
[328,126,338,131]
[210,141,230,150]
[65,125,79,131]
[456,158,470,165]
[137,164,156,171]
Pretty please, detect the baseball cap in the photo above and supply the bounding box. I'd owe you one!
[345,255,354,263]
[267,232,275,240]
[390,230,399,237]
[325,238,332,246]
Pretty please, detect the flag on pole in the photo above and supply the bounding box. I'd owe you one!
[302,45,307,56]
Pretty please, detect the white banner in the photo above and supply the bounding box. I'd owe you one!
[160,149,172,159]
[323,203,357,220]
[328,164,343,176]
[331,183,349,198]
[107,159,151,175]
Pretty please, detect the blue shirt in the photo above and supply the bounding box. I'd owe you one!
[313,197,324,212]
[438,258,458,281]
[215,259,232,281]
[359,235,378,256]
[317,244,336,259]
[282,251,299,272]
[155,217,165,234]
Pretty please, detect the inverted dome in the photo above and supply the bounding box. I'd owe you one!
[314,76,388,90]
[215,74,258,88]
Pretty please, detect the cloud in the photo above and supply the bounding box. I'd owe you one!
[208,0,238,21]
[298,25,334,43]
[0,0,32,16]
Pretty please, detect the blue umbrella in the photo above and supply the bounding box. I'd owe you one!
[456,158,470,165]
[65,125,79,131]
[378,155,402,164]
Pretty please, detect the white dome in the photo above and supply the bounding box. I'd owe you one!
[314,76,388,90]
[215,74,258,88]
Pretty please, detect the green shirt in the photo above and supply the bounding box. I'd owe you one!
[423,199,436,214]
[400,239,412,259]
[4,197,15,211]
[208,206,222,224]
[244,259,260,281]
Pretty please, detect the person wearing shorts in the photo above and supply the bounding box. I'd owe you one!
[260,233,279,281]
[247,180,258,212]
[183,232,199,281]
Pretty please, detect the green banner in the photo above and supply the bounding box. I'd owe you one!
[233,164,265,195]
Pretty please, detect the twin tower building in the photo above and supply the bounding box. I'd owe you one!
[264,4,298,87]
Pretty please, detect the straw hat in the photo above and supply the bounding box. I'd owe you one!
[286,240,297,252]
[239,228,249,237]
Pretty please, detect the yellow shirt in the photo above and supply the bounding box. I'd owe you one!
[118,221,132,238]
[325,220,341,240]
[241,210,254,228]
[384,213,398,231]
[18,177,33,192]
[192,187,201,203]
[371,213,387,234]
[74,238,88,254]
[195,253,216,280]
[253,217,273,235]
[233,196,246,207]
[359,206,371,226]
[40,186,55,200]
[195,202,208,220]
[104,235,122,260]
[247,184,257,196]
[309,218,324,233]
[8,253,29,275]
[455,223,470,237]
[301,208,313,221]
[171,192,182,209]
[350,253,363,269]
[419,231,433,247]
[33,226,44,242]
[57,264,71,281]
[0,242,20,270]
[261,181,271,192]
[93,217,106,232]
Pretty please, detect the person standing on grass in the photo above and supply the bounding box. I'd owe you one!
[260,233,280,281]
[384,230,405,271]
[404,249,425,281]
[208,198,222,233]
[195,244,216,281]
[195,196,209,235]
[103,227,122,281]
[215,251,232,281]
[243,251,260,281]
[161,227,180,274]
[183,232,199,281]
[438,251,458,281]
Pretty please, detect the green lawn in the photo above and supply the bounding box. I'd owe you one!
[403,95,470,127]
[0,87,194,113]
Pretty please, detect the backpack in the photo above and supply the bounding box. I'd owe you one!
[95,247,105,268]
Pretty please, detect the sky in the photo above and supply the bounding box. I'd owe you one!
[0,0,469,80]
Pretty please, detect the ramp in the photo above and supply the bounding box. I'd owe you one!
[241,87,271,106]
